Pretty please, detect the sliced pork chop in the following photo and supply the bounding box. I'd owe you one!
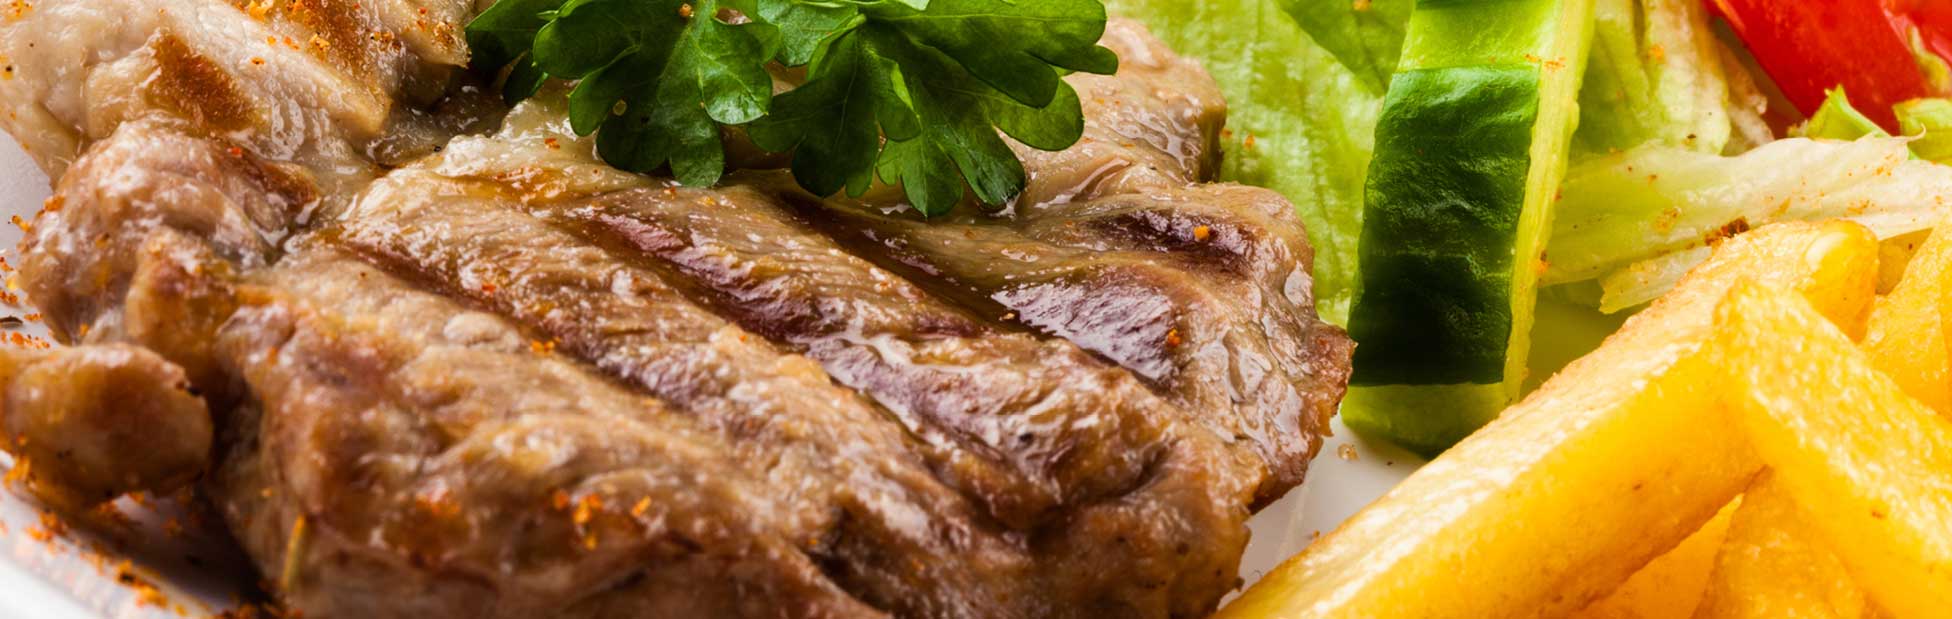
[0,12,1352,619]
[0,342,210,508]
[318,102,1255,617]
[0,0,478,185]
[796,20,1351,504]
[165,238,888,619]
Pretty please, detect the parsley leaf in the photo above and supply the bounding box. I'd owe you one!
[755,0,861,66]
[746,25,921,198]
[861,24,1043,214]
[751,0,1108,214]
[531,0,776,186]
[863,0,1116,106]
[468,0,1116,215]
[464,0,567,103]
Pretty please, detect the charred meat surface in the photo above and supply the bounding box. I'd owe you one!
[0,343,211,509]
[0,0,484,186]
[792,23,1351,504]
[0,7,1352,619]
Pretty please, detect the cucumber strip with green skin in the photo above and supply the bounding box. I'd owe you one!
[1350,65,1539,386]
[1346,0,1595,456]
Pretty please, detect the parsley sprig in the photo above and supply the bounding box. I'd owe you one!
[466,0,1118,215]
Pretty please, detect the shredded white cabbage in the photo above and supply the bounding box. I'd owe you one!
[1594,246,1714,313]
[1546,137,1952,312]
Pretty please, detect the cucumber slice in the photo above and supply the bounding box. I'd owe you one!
[1346,0,1596,456]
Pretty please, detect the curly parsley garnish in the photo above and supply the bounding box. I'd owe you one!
[466,0,1118,215]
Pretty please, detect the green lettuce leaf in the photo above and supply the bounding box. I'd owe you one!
[1898,98,1952,162]
[1573,0,1773,156]
[1277,0,1412,96]
[1797,87,1889,141]
[1103,0,1380,324]
[1789,90,1952,162]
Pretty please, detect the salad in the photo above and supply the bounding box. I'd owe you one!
[1105,0,1952,616]
[1113,0,1952,452]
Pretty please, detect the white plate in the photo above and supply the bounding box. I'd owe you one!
[0,132,1422,617]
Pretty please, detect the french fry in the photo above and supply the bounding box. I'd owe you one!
[1718,283,1952,618]
[1571,500,1738,619]
[1693,474,1878,619]
[1218,222,1879,619]
[1863,226,1952,414]
[1875,229,1931,294]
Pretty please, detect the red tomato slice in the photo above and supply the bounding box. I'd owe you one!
[1892,0,1952,69]
[1710,0,1941,131]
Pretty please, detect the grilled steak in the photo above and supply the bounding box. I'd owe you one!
[0,2,1353,617]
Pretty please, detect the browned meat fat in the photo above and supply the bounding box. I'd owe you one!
[0,3,1352,617]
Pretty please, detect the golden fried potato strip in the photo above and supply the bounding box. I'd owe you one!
[1864,226,1952,415]
[1719,283,1952,618]
[1219,222,1878,619]
[1692,473,1880,619]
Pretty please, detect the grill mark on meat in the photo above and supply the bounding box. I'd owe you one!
[570,194,989,343]
[530,181,1254,518]
[146,32,259,133]
[782,20,1352,504]
[784,210,1199,382]
[808,199,1347,503]
[327,164,1261,617]
[215,0,455,108]
[117,234,886,618]
[0,0,475,181]
[771,191,1023,323]
[281,0,392,75]
[1049,204,1265,273]
[174,254,886,618]
[330,171,1055,617]
[988,266,1183,382]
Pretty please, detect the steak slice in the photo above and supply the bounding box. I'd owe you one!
[798,182,1349,504]
[0,0,480,185]
[0,342,210,508]
[0,12,1352,619]
[791,20,1351,504]
[330,152,1253,615]
[1008,19,1228,206]
[198,244,885,619]
[21,119,316,344]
